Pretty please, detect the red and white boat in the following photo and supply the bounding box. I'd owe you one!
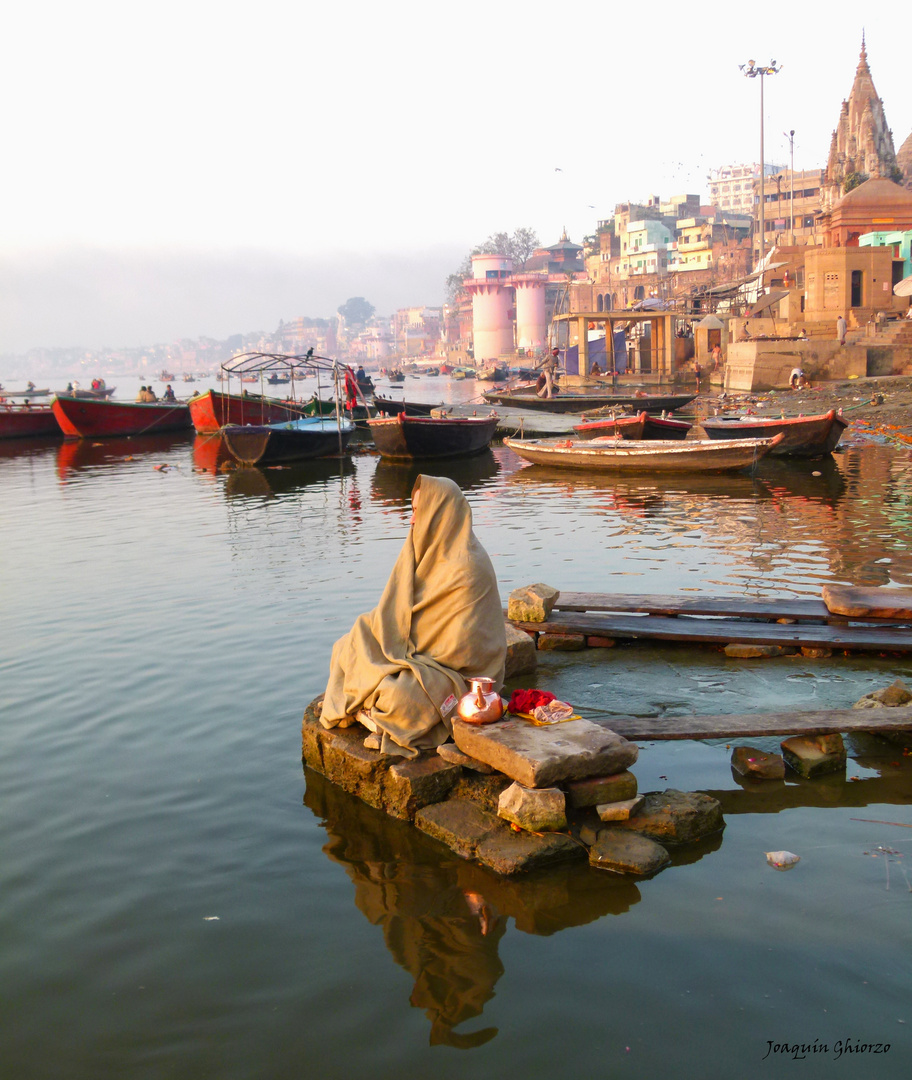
[0,402,62,439]
[187,389,324,434]
[51,394,192,438]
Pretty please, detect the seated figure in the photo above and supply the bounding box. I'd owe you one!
[320,475,506,757]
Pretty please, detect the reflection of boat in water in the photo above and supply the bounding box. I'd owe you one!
[505,461,772,505]
[371,450,500,505]
[504,434,781,473]
[224,456,355,499]
[56,431,193,479]
[192,432,233,474]
[759,455,847,506]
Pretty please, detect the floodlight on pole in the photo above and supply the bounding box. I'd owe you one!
[740,60,782,269]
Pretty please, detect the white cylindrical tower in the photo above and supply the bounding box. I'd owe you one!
[512,274,547,350]
[464,253,514,361]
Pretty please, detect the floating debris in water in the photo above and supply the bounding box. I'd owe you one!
[765,850,800,870]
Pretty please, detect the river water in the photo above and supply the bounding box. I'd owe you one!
[2,375,911,1078]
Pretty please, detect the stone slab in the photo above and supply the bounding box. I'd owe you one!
[724,643,798,658]
[588,830,670,876]
[498,783,567,832]
[384,757,461,820]
[780,734,847,778]
[731,746,786,780]
[822,584,912,620]
[565,771,638,809]
[504,620,537,678]
[616,789,724,844]
[474,829,582,875]
[452,717,638,789]
[537,632,586,651]
[596,795,644,821]
[507,583,560,622]
[414,799,504,860]
[436,742,497,773]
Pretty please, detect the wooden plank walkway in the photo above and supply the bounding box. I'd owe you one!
[603,704,912,741]
[510,610,912,652]
[507,590,912,653]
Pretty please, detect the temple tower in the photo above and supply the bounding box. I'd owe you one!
[822,37,900,211]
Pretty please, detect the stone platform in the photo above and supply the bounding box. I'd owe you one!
[302,700,724,877]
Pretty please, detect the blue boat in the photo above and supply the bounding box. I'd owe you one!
[221,415,355,465]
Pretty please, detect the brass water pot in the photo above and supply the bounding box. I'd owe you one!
[456,677,503,724]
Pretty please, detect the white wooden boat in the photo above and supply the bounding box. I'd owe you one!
[503,433,783,473]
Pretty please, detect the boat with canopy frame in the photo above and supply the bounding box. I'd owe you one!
[208,351,373,450]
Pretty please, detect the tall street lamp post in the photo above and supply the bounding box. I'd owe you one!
[740,59,782,269]
[784,128,796,243]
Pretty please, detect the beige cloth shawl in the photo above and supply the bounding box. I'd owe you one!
[321,475,506,757]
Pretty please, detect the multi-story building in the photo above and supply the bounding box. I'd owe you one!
[707,163,782,216]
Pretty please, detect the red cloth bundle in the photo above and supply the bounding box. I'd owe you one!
[507,689,556,715]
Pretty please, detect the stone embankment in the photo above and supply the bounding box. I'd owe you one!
[302,695,725,877]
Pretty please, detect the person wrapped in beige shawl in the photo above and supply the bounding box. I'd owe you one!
[320,475,506,757]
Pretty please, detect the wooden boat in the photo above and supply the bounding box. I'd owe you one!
[476,363,509,381]
[643,414,692,440]
[159,370,176,381]
[367,414,500,460]
[386,370,406,383]
[700,409,848,458]
[59,385,116,399]
[0,402,61,439]
[187,389,330,434]
[51,393,193,438]
[372,394,443,417]
[482,387,697,413]
[573,411,648,440]
[503,433,783,473]
[3,386,51,398]
[221,416,356,465]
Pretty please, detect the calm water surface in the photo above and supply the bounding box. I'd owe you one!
[2,376,911,1078]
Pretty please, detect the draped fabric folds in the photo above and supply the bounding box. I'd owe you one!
[321,475,506,757]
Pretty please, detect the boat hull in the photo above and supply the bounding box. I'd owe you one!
[368,415,499,460]
[0,404,61,439]
[701,409,847,457]
[504,435,780,473]
[187,389,328,434]
[221,418,355,465]
[482,389,697,413]
[51,394,192,438]
[372,395,443,417]
[573,411,647,440]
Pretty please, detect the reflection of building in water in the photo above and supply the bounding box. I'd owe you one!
[303,769,643,1047]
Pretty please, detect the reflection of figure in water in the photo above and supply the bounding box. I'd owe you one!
[305,770,506,1048]
[320,475,506,758]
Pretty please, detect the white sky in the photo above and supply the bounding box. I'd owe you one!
[1,1,909,352]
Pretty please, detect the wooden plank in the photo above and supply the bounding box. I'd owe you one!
[823,584,912,620]
[601,705,912,741]
[552,590,912,626]
[553,591,830,621]
[509,611,912,652]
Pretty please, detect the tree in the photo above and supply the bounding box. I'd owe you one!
[337,297,375,328]
[443,227,541,303]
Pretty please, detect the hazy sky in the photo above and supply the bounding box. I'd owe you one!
[1,2,909,352]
